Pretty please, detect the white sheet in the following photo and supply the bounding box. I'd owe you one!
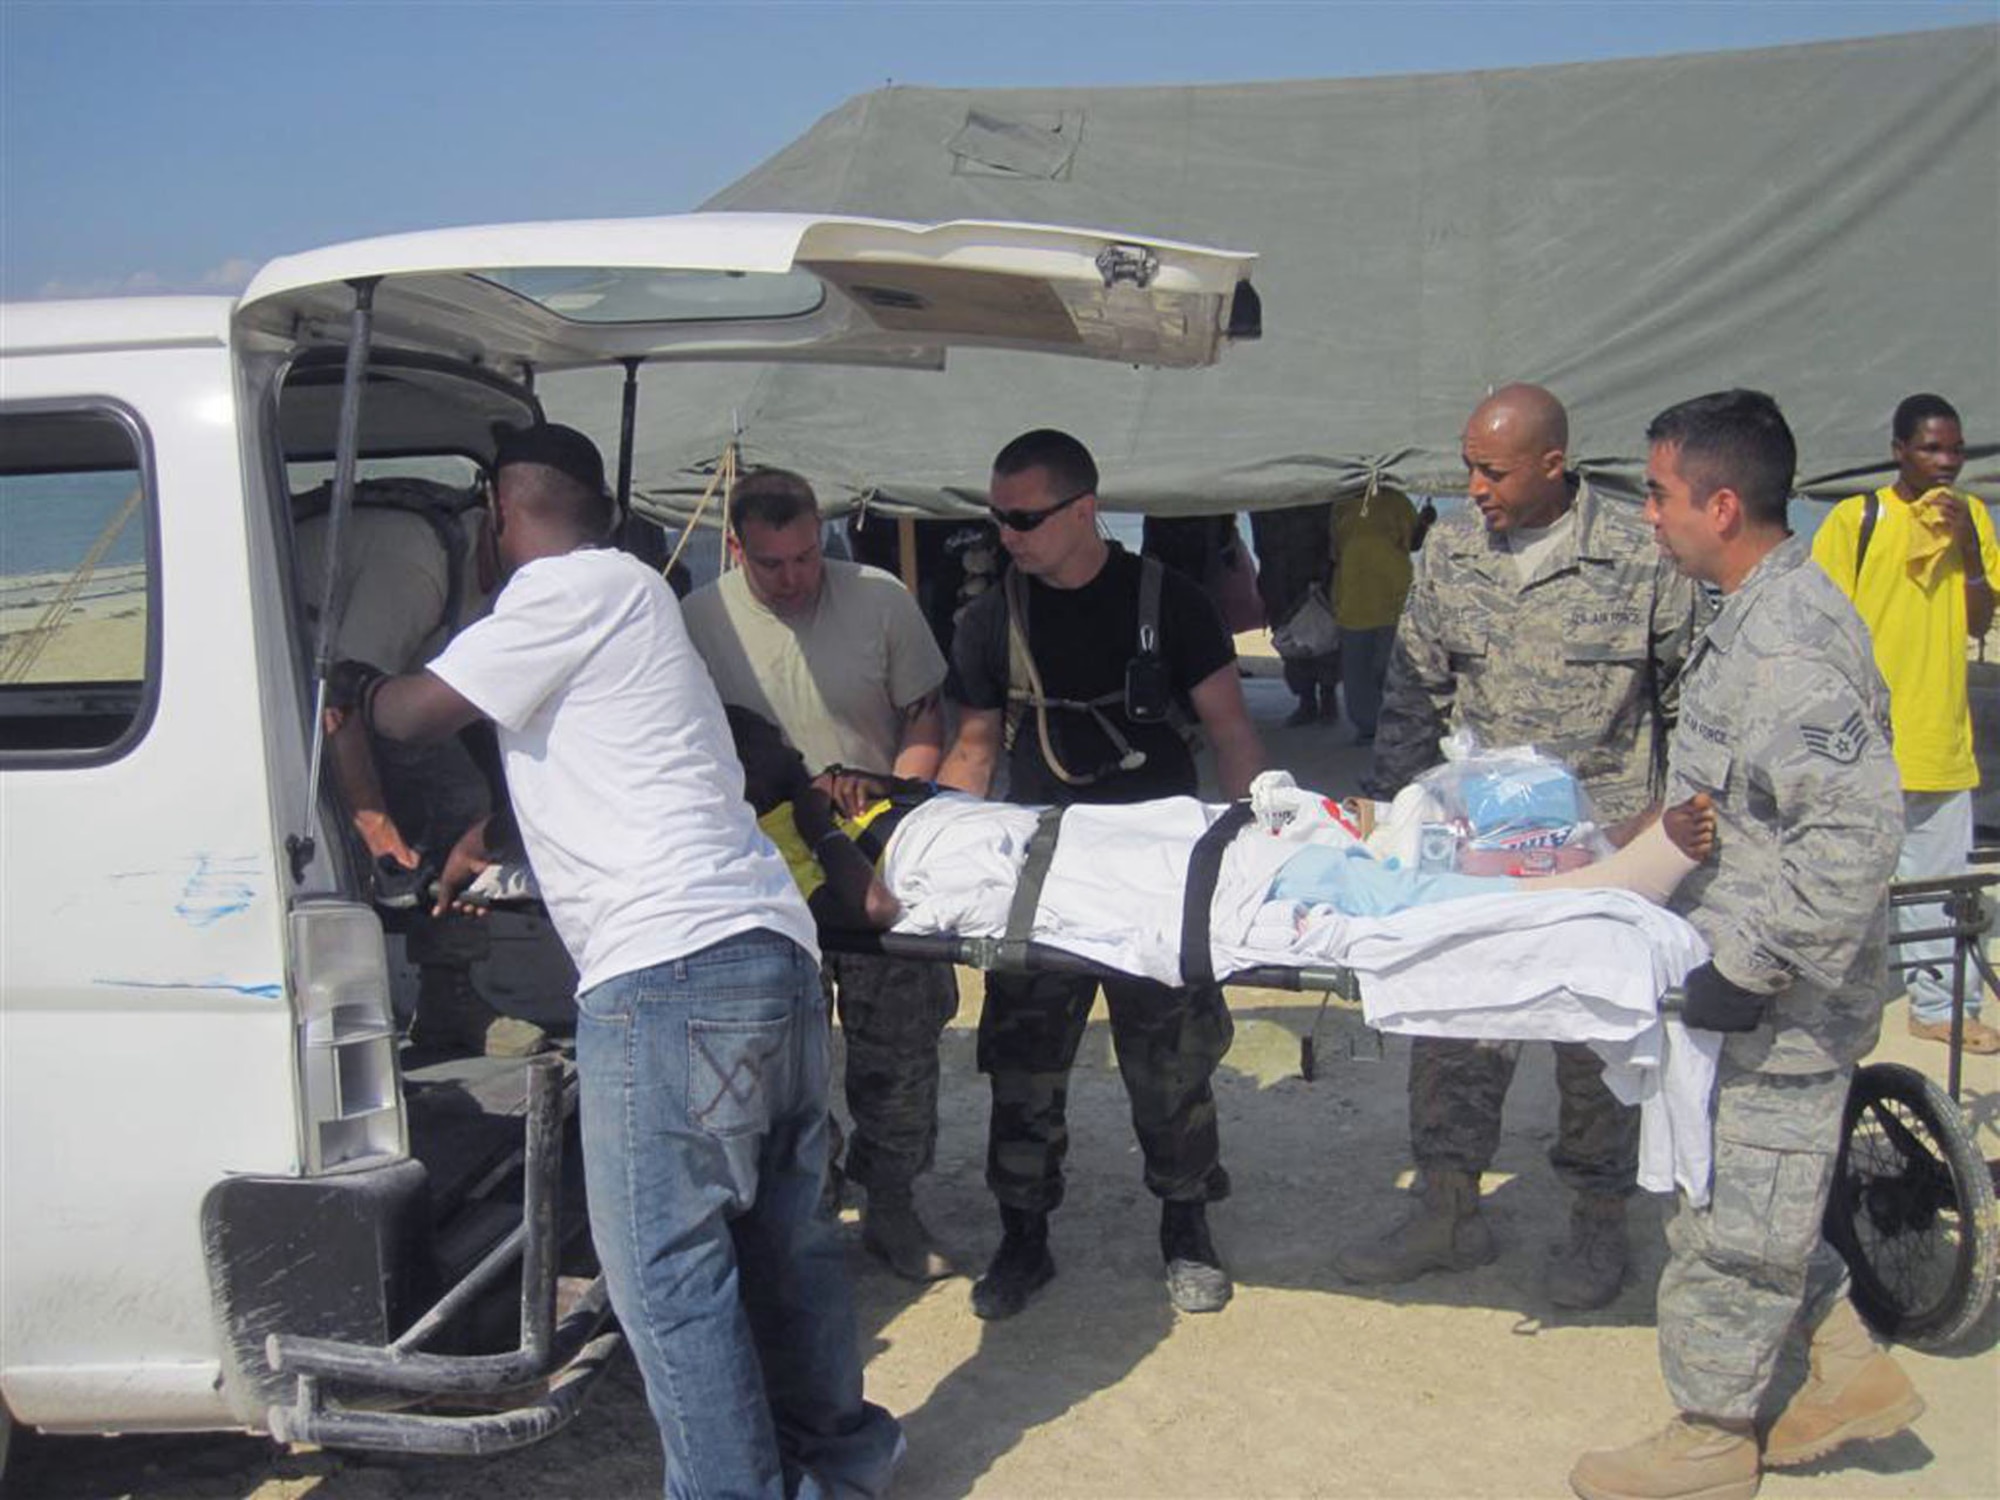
[885,796,1718,1203]
[1276,890,1717,1203]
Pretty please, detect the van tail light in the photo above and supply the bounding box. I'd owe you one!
[290,900,407,1172]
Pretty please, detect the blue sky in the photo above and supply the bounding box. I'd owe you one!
[2,1,1990,301]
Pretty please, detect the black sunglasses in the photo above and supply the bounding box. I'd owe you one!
[988,488,1090,533]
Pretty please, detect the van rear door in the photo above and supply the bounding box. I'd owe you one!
[235,213,1258,375]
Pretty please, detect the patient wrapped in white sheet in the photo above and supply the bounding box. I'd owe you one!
[874,782,1717,1202]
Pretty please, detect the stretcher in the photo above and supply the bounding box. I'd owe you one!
[824,867,2000,1353]
[816,922,1365,1078]
[815,792,1720,1205]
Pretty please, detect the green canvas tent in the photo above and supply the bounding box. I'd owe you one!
[543,24,1998,521]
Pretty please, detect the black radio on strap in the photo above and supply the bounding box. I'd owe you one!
[1000,806,1067,969]
[1179,800,1255,988]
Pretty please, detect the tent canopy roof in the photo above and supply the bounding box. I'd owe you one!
[544,25,1999,520]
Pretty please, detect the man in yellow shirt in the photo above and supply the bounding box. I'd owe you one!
[1811,393,2000,1053]
[1330,482,1420,744]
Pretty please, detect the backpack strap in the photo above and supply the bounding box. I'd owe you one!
[1138,552,1163,657]
[1179,800,1254,988]
[1136,553,1200,747]
[1855,489,1880,586]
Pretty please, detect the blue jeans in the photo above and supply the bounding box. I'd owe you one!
[1896,789,1978,1023]
[576,929,902,1499]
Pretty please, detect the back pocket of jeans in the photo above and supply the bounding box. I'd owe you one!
[687,1016,792,1138]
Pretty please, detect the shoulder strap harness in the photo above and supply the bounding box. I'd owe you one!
[1002,553,1196,786]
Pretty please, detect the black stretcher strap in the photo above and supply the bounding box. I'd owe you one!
[1179,801,1255,988]
[1000,806,1067,968]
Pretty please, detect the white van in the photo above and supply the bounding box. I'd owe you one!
[0,213,1259,1465]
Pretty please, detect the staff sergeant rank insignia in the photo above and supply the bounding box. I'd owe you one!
[1800,709,1869,766]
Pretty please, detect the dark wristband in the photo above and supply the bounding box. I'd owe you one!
[357,672,392,737]
[326,658,385,714]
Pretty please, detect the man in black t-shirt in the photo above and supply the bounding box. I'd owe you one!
[938,428,1266,1321]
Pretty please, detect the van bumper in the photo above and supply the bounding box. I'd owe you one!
[206,1054,619,1456]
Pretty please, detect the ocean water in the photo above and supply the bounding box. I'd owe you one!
[1,471,147,578]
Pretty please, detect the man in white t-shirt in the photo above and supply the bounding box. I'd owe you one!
[356,425,901,1499]
[683,469,960,1284]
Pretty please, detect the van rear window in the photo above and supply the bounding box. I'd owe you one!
[0,407,155,758]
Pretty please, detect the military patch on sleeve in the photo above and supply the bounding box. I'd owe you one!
[1800,709,1868,765]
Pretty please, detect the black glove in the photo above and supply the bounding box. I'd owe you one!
[1681,960,1767,1034]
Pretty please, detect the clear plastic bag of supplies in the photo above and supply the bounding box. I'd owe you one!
[1403,731,1611,877]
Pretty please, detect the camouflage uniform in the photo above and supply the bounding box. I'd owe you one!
[980,969,1234,1212]
[1655,537,1900,1421]
[823,951,959,1192]
[1367,480,1705,1193]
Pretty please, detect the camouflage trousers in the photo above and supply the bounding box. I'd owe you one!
[977,970,1234,1214]
[1409,1035,1639,1195]
[822,952,959,1193]
[1658,1061,1852,1421]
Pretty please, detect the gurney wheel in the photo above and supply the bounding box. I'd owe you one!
[1823,1062,1998,1350]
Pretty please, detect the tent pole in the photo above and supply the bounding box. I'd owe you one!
[615,359,640,515]
[897,516,919,595]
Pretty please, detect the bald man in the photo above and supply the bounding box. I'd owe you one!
[1342,385,1707,1310]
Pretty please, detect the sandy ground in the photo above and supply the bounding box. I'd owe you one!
[0,566,148,682]
[11,639,1999,1500]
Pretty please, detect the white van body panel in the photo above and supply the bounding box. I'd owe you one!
[1,333,298,1430]
[0,297,234,358]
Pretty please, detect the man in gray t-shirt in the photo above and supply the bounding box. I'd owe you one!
[682,468,960,1283]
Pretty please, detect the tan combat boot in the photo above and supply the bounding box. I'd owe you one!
[1332,1168,1496,1284]
[861,1187,959,1282]
[1569,1414,1759,1500]
[1547,1191,1629,1310]
[410,966,549,1058]
[1763,1298,1925,1467]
